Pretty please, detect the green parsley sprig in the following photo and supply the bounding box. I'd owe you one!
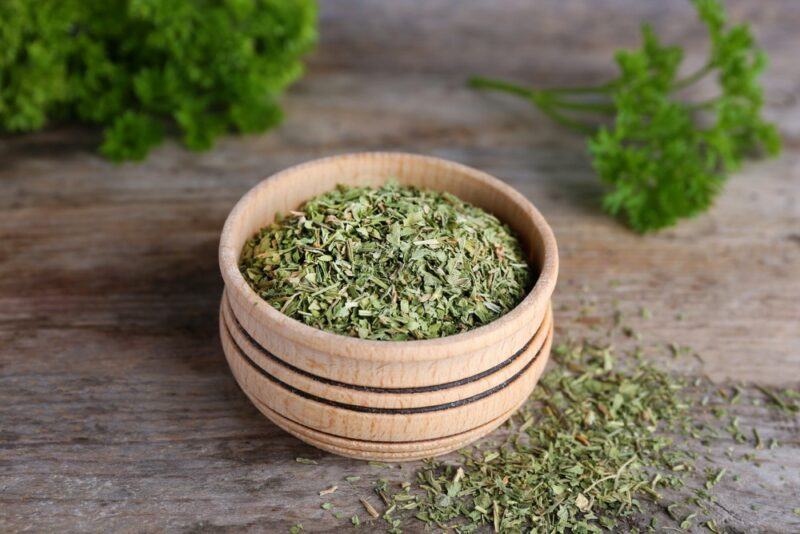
[0,0,317,161]
[470,0,780,232]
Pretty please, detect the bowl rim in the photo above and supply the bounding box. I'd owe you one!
[219,151,558,362]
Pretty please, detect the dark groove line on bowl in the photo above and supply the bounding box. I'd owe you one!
[248,388,527,447]
[222,318,547,415]
[223,294,546,394]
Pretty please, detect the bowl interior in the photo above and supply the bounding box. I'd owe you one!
[224,152,547,275]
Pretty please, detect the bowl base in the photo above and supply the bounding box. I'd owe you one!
[245,387,533,461]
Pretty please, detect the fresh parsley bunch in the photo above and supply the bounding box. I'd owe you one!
[0,0,317,161]
[470,0,780,232]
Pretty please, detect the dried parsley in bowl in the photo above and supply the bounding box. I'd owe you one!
[239,182,533,340]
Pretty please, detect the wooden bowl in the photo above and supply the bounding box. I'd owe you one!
[245,370,540,462]
[221,292,553,410]
[218,152,558,459]
[221,299,553,459]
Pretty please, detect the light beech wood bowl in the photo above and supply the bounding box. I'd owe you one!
[246,377,537,462]
[221,299,552,441]
[218,152,558,460]
[221,293,552,410]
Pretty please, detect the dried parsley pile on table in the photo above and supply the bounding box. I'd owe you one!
[367,308,800,533]
[239,182,533,340]
[378,342,695,532]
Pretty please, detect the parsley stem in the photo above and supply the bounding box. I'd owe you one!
[540,81,617,94]
[547,99,616,114]
[469,76,615,99]
[468,76,535,98]
[469,76,604,133]
[534,103,598,135]
[672,63,713,91]
[688,97,722,110]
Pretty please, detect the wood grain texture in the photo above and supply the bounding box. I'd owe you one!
[248,391,529,458]
[231,325,552,462]
[222,305,552,442]
[1,0,799,532]
[222,294,554,410]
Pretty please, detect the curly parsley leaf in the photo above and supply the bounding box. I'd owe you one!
[0,0,317,161]
[470,0,780,233]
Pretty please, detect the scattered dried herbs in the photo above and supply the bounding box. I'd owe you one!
[365,318,799,533]
[379,341,695,532]
[360,497,380,519]
[272,284,795,532]
[319,485,337,496]
[240,182,533,340]
[755,385,800,415]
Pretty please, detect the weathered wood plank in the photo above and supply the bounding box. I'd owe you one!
[1,0,799,532]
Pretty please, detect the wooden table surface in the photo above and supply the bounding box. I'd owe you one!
[2,1,798,532]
